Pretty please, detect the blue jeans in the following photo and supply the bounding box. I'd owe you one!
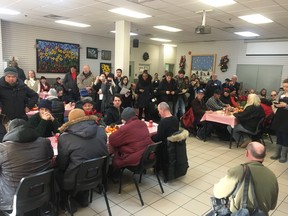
[227,124,251,143]
[174,97,185,117]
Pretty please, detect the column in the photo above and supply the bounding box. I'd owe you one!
[115,20,130,76]
[0,20,3,75]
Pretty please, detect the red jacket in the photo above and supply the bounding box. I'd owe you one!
[109,116,153,168]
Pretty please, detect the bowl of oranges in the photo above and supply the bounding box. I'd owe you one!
[105,124,119,136]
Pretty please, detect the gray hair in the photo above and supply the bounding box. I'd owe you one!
[158,102,170,111]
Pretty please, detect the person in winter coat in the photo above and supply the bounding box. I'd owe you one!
[28,99,60,137]
[0,67,38,120]
[136,71,152,120]
[57,108,108,210]
[77,64,95,99]
[47,88,65,125]
[0,119,53,211]
[63,65,79,102]
[109,107,152,168]
[101,73,117,113]
[104,94,123,125]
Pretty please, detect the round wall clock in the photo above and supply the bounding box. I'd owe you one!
[143,52,149,61]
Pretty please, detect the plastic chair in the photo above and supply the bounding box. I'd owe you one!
[2,169,55,216]
[67,156,111,216]
[237,117,265,147]
[118,142,164,206]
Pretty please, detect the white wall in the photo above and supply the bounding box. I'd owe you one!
[177,40,288,83]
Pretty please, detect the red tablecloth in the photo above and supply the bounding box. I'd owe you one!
[200,111,238,128]
[26,105,74,118]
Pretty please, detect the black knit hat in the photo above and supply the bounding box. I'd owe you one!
[121,107,136,121]
[38,99,52,111]
[4,67,18,77]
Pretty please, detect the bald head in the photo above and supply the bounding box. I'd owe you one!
[246,142,266,162]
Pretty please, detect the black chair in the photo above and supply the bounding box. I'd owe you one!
[118,142,164,206]
[67,156,112,216]
[2,169,56,216]
[237,117,265,147]
[261,113,274,145]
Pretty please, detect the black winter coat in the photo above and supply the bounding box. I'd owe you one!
[158,79,178,103]
[104,105,123,126]
[135,78,152,108]
[0,77,38,120]
[57,115,108,190]
[0,124,53,210]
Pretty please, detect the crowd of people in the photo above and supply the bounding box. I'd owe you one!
[0,60,286,216]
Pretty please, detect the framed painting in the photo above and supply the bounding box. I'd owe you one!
[101,50,111,60]
[86,47,98,59]
[36,39,80,73]
[191,54,216,83]
[100,63,112,74]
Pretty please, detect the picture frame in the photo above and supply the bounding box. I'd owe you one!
[101,50,111,60]
[36,39,80,73]
[100,63,112,74]
[86,47,98,59]
[191,54,216,83]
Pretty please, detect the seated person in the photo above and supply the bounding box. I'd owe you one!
[47,88,65,125]
[104,94,123,125]
[109,107,152,168]
[220,88,233,106]
[0,119,53,212]
[191,89,208,125]
[152,102,179,143]
[229,87,238,107]
[0,114,9,142]
[28,99,60,137]
[260,98,273,117]
[227,94,265,147]
[57,109,108,211]
[80,97,105,126]
[206,89,228,111]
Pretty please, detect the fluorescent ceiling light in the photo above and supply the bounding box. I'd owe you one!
[109,8,151,19]
[154,25,182,32]
[0,8,20,15]
[150,38,171,42]
[55,20,91,28]
[234,31,259,37]
[201,0,236,7]
[110,30,138,36]
[163,44,177,47]
[238,14,273,24]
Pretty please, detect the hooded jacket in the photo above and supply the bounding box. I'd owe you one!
[57,115,108,190]
[0,77,38,120]
[0,124,53,210]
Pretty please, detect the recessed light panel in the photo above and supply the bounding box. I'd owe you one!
[110,30,138,36]
[0,8,20,15]
[150,38,172,42]
[201,0,236,7]
[109,8,151,19]
[239,14,273,24]
[154,25,182,32]
[55,20,91,28]
[234,31,259,37]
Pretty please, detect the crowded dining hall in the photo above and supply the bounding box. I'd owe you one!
[0,0,288,215]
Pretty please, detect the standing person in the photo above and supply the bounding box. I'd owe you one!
[57,109,108,212]
[63,65,79,102]
[114,68,123,87]
[0,119,53,212]
[101,73,117,113]
[9,57,26,82]
[174,70,188,118]
[53,77,66,92]
[212,142,278,215]
[205,74,222,101]
[136,71,152,120]
[271,78,288,162]
[230,75,240,96]
[77,64,95,99]
[39,76,50,93]
[24,70,40,93]
[0,67,38,120]
[118,76,132,108]
[93,74,105,114]
[158,72,178,115]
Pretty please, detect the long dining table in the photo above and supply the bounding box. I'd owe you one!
[200,110,238,148]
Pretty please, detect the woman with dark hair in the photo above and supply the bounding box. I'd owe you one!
[118,76,132,108]
[136,71,152,120]
[40,76,50,93]
[271,78,288,162]
[259,88,267,99]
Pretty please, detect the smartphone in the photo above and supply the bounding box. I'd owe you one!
[273,101,280,104]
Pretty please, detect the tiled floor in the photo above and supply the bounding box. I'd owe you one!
[59,135,288,216]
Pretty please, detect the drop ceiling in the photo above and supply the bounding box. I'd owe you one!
[1,0,288,44]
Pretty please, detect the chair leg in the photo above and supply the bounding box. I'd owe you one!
[118,168,125,194]
[155,170,164,194]
[89,189,93,203]
[133,174,144,206]
[269,134,273,144]
[67,195,73,216]
[237,134,242,148]
[100,184,112,216]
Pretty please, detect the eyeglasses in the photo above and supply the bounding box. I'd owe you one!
[271,94,276,96]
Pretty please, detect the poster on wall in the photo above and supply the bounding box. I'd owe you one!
[36,39,80,73]
[137,64,150,79]
[100,63,112,74]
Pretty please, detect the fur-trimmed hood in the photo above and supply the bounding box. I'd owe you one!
[59,115,98,133]
[167,129,189,142]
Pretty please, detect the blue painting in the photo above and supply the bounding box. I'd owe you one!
[192,55,215,71]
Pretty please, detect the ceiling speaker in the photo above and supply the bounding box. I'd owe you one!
[133,39,139,48]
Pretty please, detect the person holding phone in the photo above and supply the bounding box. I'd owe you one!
[271,78,288,162]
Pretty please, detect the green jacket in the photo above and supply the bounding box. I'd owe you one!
[214,161,278,215]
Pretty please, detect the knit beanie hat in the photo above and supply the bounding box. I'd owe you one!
[81,97,93,105]
[4,67,18,77]
[68,108,85,122]
[38,99,52,111]
[121,107,136,121]
[48,88,58,97]
[8,119,27,132]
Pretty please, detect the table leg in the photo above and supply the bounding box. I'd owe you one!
[203,121,207,142]
[229,128,233,149]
